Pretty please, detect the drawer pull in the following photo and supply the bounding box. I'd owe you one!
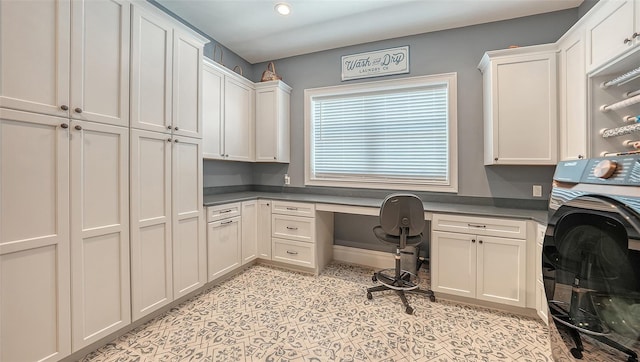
[286,226,298,230]
[219,209,232,214]
[286,207,298,210]
[286,250,298,255]
[221,220,233,225]
[468,223,486,228]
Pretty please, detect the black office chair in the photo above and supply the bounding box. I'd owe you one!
[366,193,436,314]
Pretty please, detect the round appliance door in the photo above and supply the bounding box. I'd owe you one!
[543,195,640,340]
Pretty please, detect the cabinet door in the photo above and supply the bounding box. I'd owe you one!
[207,217,242,281]
[70,120,130,350]
[172,29,203,138]
[242,201,258,264]
[257,200,272,259]
[476,236,526,307]
[559,29,587,161]
[486,52,557,165]
[430,231,476,298]
[224,77,254,161]
[130,129,173,321]
[202,62,224,159]
[586,0,635,72]
[69,0,130,126]
[0,110,71,362]
[130,4,173,133]
[255,87,279,162]
[0,0,70,117]
[256,84,291,163]
[172,136,205,298]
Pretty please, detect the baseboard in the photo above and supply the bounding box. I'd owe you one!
[332,245,394,269]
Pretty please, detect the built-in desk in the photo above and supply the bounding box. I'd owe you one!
[204,191,547,315]
[203,191,547,223]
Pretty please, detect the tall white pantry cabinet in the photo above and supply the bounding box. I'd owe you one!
[0,0,207,360]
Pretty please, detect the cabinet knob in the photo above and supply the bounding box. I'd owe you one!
[74,107,82,113]
[494,157,498,161]
[633,32,639,39]
[624,37,632,44]
[479,240,483,244]
[220,153,224,157]
[60,123,69,129]
[174,126,179,131]
[74,125,82,130]
[274,157,277,160]
[167,125,172,130]
[174,139,179,143]
[578,154,584,159]
[60,105,69,111]
[471,239,476,243]
[225,154,229,157]
[167,138,172,142]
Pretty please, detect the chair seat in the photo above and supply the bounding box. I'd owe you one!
[373,225,422,246]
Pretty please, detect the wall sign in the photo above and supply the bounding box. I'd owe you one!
[341,46,409,81]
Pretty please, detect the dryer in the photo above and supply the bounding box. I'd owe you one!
[544,156,640,361]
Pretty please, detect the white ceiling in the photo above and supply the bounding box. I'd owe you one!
[156,0,583,64]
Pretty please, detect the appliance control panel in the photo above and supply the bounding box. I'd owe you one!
[582,155,640,185]
[553,156,640,185]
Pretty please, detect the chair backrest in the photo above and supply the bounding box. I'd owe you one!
[379,193,425,237]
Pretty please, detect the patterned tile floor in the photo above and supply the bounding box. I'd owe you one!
[81,263,552,362]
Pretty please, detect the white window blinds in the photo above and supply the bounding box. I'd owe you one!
[308,76,455,190]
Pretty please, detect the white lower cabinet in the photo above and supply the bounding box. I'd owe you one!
[536,223,549,324]
[207,203,242,281]
[257,200,272,260]
[130,130,205,321]
[241,201,258,264]
[70,120,131,349]
[431,214,527,307]
[0,110,71,362]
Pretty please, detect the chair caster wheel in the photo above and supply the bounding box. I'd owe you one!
[405,306,413,314]
[429,295,436,302]
[570,348,583,359]
[366,292,372,300]
[372,275,377,282]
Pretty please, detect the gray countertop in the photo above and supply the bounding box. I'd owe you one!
[203,192,548,224]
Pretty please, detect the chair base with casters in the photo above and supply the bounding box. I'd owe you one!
[365,193,436,315]
[366,246,435,314]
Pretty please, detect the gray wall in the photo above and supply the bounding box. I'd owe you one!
[250,10,579,200]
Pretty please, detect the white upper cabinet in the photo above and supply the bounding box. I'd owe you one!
[255,81,291,163]
[130,5,173,134]
[478,45,558,165]
[224,76,255,161]
[172,29,204,138]
[130,2,206,138]
[0,0,130,126]
[585,0,637,73]
[558,26,588,161]
[202,61,224,159]
[202,59,255,161]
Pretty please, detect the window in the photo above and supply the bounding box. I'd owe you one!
[304,73,457,192]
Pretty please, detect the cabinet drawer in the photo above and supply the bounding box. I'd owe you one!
[272,238,315,268]
[272,214,314,243]
[432,214,526,239]
[271,201,315,217]
[207,203,241,223]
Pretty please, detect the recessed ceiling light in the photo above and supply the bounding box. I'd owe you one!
[275,2,291,16]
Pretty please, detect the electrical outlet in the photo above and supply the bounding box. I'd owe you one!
[284,174,290,185]
[532,185,542,197]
